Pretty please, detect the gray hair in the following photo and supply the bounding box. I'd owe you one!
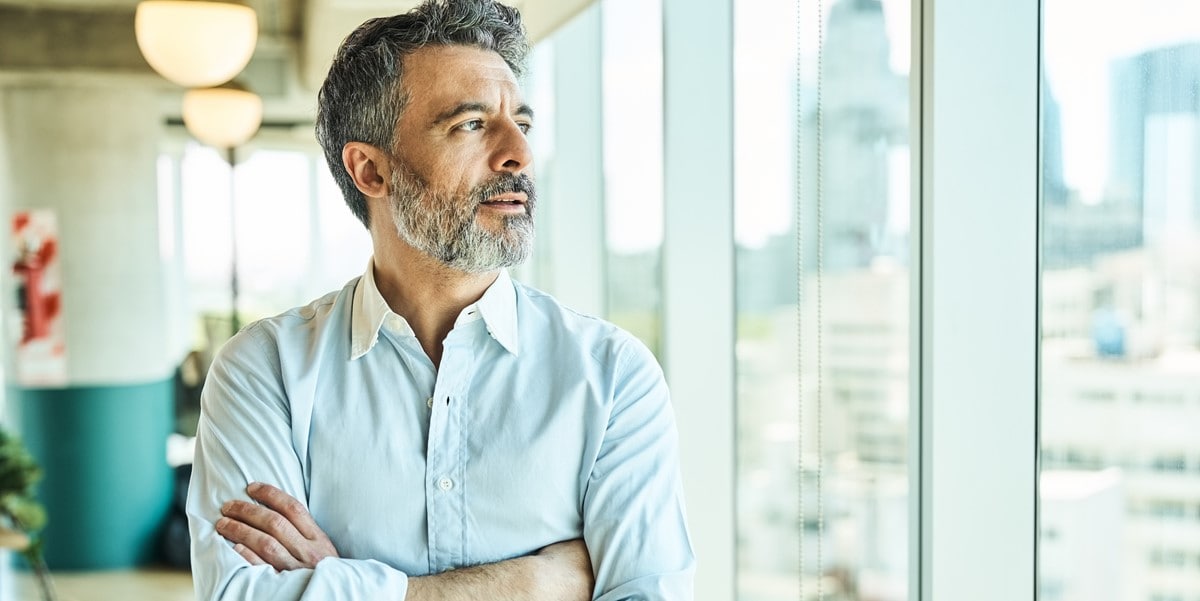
[315,0,530,228]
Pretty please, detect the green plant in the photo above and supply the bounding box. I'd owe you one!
[0,427,56,601]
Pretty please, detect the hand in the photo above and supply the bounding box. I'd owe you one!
[533,539,594,601]
[215,482,339,571]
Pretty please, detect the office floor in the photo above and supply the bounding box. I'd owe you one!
[13,569,193,601]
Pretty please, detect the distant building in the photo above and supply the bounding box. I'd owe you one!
[1044,78,1070,207]
[1108,43,1200,243]
[808,0,907,271]
[1040,469,1124,601]
[1042,342,1200,601]
[1042,201,1141,269]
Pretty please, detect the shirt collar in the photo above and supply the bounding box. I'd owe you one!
[475,268,519,356]
[350,258,519,360]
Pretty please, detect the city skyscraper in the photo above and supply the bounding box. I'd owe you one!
[1108,43,1200,229]
[1044,77,1069,207]
[819,0,907,271]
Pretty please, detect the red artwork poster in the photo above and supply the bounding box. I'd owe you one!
[11,211,66,386]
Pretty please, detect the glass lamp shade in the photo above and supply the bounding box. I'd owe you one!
[135,1,258,88]
[182,86,263,149]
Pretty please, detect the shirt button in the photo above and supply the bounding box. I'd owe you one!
[386,315,404,331]
[438,478,454,491]
[426,397,434,408]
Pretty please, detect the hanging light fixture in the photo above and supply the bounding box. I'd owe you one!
[135,1,258,88]
[181,81,263,334]
[181,82,263,150]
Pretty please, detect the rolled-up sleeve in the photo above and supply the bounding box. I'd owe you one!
[583,338,696,601]
[187,325,411,601]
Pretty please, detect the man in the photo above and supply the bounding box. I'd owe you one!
[186,0,695,599]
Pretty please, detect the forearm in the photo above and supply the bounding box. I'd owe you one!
[406,556,536,601]
[406,541,591,601]
[204,474,592,601]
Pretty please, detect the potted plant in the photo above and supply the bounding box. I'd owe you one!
[0,427,56,601]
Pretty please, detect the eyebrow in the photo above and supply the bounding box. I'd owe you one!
[432,102,535,125]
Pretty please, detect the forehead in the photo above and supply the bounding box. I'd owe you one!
[399,45,522,114]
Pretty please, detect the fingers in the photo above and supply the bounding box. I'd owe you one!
[219,484,307,570]
[233,543,267,566]
[245,482,340,565]
[215,515,304,571]
[246,482,325,541]
[218,482,340,570]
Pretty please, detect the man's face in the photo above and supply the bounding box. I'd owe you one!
[386,45,536,273]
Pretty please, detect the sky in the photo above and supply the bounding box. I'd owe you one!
[1044,0,1200,202]
[603,0,1200,250]
[732,0,910,249]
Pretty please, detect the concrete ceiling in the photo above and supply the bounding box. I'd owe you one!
[0,0,594,121]
[300,0,592,89]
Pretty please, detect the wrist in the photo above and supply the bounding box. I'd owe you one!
[518,554,547,597]
[529,552,589,601]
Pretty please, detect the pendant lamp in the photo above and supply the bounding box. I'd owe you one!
[135,1,258,88]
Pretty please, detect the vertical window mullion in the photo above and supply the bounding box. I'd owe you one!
[661,0,737,600]
[917,1,1040,600]
[545,5,606,317]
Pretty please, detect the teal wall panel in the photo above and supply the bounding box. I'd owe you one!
[14,378,173,570]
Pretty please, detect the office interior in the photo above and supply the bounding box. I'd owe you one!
[0,0,1194,600]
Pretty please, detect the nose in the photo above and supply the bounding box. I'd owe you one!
[489,118,533,175]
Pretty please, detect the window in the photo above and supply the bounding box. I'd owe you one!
[735,0,911,598]
[601,0,663,353]
[171,141,371,350]
[1040,1,1200,600]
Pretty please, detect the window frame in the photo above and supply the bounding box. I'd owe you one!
[658,0,1043,599]
[913,0,1040,599]
[542,0,1044,597]
[661,0,738,600]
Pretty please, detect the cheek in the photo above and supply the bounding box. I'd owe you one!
[428,156,477,194]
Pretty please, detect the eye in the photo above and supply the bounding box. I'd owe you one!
[517,122,532,135]
[457,119,484,132]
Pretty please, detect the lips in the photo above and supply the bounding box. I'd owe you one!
[482,193,527,205]
[474,174,536,216]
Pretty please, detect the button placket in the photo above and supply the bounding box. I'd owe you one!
[425,331,477,572]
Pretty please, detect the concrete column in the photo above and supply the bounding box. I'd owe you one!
[0,78,174,569]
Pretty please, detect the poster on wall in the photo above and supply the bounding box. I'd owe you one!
[11,210,66,387]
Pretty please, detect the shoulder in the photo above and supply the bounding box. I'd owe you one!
[215,279,357,370]
[513,280,659,376]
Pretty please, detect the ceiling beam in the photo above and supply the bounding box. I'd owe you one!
[0,4,152,73]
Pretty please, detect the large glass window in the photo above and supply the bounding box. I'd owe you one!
[174,142,371,350]
[601,0,664,354]
[1040,2,1200,601]
[734,0,911,599]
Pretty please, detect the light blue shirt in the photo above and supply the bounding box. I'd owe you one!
[188,261,695,600]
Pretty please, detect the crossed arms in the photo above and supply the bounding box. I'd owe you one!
[187,324,695,601]
[215,481,593,600]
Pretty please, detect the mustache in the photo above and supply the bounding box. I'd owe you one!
[474,173,536,203]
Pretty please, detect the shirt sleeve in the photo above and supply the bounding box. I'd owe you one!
[583,336,697,601]
[187,325,411,601]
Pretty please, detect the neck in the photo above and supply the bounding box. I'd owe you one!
[371,240,499,368]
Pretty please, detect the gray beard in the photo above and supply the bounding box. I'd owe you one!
[388,164,535,273]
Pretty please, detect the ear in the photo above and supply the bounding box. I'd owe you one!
[342,142,391,200]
